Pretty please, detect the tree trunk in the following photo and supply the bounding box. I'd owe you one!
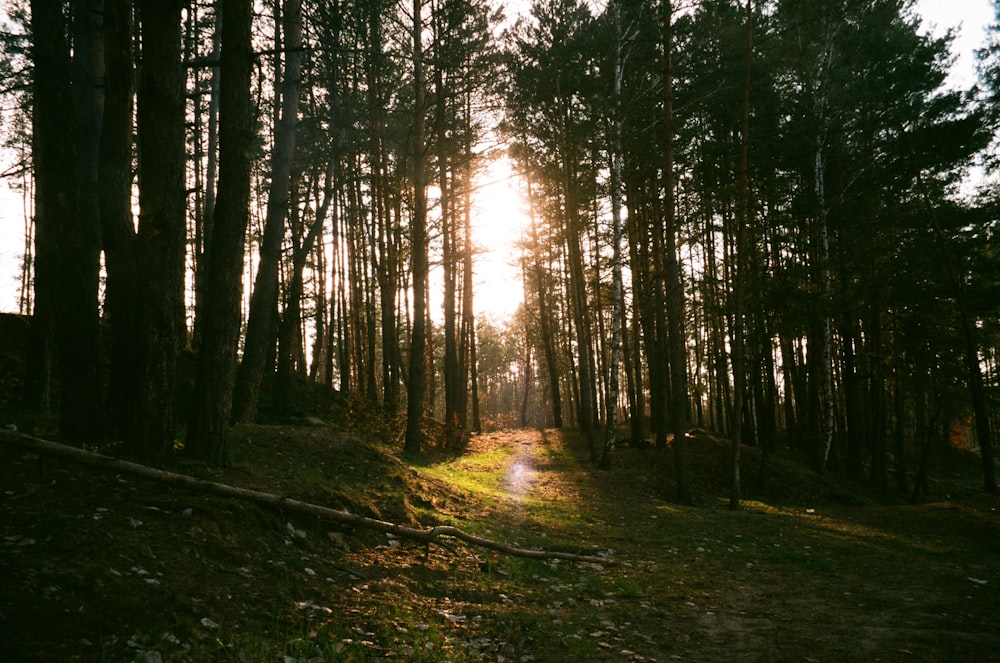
[815,139,836,472]
[729,0,753,509]
[600,2,625,470]
[132,0,187,463]
[526,173,563,428]
[60,0,105,444]
[187,0,254,465]
[231,0,304,425]
[29,0,105,445]
[663,0,692,503]
[25,1,69,423]
[841,308,865,479]
[99,0,139,442]
[193,4,222,352]
[404,0,429,456]
[565,177,596,458]
[438,75,461,442]
[276,182,330,412]
[624,183,647,447]
[460,119,480,432]
[913,172,997,494]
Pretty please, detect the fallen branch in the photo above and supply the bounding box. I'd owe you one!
[0,431,612,565]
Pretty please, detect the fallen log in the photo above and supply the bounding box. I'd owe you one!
[0,431,612,565]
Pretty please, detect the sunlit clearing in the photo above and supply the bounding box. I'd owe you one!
[471,155,528,321]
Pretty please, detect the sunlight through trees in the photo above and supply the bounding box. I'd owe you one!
[0,0,997,497]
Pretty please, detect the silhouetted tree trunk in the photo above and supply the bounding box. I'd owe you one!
[460,132,480,432]
[99,0,139,440]
[729,0,752,510]
[562,135,597,458]
[187,0,254,465]
[526,172,562,428]
[662,0,692,504]
[404,0,429,455]
[438,65,461,441]
[600,0,625,470]
[61,0,105,444]
[193,5,222,351]
[232,0,303,424]
[276,178,330,410]
[24,0,69,420]
[132,0,187,463]
[363,0,402,413]
[28,0,104,444]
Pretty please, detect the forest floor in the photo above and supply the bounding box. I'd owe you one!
[1,408,999,662]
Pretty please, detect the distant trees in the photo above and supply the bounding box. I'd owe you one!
[506,0,997,499]
[5,0,996,499]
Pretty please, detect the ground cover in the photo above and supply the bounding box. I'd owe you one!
[1,420,998,662]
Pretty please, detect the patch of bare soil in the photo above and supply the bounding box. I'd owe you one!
[1,423,998,662]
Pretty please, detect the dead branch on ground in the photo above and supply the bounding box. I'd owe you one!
[0,431,613,565]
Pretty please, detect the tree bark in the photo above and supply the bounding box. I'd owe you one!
[729,0,753,509]
[460,120,480,432]
[187,0,254,465]
[526,172,563,428]
[404,0,429,455]
[99,0,139,442]
[61,0,105,444]
[438,66,461,442]
[25,0,71,421]
[600,1,625,470]
[133,0,187,463]
[29,0,104,444]
[662,0,692,504]
[193,4,222,351]
[231,0,304,425]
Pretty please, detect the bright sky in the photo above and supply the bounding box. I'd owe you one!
[0,0,995,315]
[916,0,995,87]
[466,156,528,321]
[0,180,22,313]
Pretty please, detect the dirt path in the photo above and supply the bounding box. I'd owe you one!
[452,428,1000,662]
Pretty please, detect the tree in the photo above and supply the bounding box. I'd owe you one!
[404,0,431,455]
[28,0,104,445]
[24,0,69,422]
[729,0,753,508]
[507,0,601,455]
[231,0,304,425]
[132,0,187,462]
[521,164,564,428]
[99,0,140,442]
[187,0,254,465]
[661,0,692,503]
[599,0,626,469]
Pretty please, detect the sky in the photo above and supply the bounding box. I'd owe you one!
[916,0,995,87]
[0,174,22,313]
[0,0,995,316]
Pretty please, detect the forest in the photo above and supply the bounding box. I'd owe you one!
[0,0,998,506]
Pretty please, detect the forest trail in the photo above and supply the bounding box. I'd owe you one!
[428,428,1000,662]
[2,424,998,661]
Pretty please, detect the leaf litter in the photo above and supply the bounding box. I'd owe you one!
[0,423,998,661]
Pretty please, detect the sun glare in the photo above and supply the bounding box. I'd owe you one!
[469,155,529,321]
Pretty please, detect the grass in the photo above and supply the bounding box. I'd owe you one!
[1,421,998,662]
